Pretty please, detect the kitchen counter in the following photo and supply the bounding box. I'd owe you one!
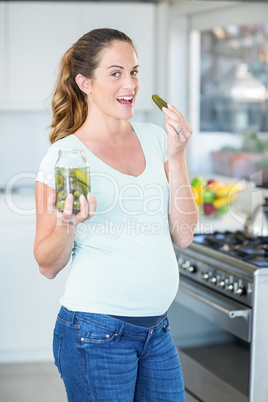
[195,209,248,234]
[0,192,249,231]
[0,191,69,363]
[0,192,36,223]
[191,173,268,235]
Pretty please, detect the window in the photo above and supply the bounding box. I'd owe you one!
[200,23,268,134]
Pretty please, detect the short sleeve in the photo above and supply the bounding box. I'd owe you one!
[35,144,61,189]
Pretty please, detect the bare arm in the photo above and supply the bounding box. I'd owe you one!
[163,104,198,248]
[34,182,97,279]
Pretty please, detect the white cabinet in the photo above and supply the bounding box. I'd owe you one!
[0,195,70,362]
[1,2,156,111]
[0,3,6,103]
[5,2,82,109]
[80,3,155,110]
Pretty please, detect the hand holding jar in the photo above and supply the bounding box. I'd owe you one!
[52,149,97,226]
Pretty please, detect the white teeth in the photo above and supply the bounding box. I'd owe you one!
[117,96,133,100]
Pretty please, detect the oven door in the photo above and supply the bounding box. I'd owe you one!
[176,276,251,343]
[173,277,251,402]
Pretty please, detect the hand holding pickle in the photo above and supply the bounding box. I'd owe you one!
[152,94,193,158]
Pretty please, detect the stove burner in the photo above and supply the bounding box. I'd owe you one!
[194,231,268,268]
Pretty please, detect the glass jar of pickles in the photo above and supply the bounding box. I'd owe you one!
[55,149,90,214]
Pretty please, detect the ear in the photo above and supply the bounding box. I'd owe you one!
[75,74,91,95]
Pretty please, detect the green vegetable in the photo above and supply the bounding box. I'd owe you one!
[55,166,90,214]
[57,190,67,202]
[152,94,168,111]
[56,200,65,212]
[203,188,216,203]
[70,181,89,197]
[73,190,82,200]
[72,168,90,187]
[55,174,64,188]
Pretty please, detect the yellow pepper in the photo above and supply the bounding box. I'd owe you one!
[192,185,204,206]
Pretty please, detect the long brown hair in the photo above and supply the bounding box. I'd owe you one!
[49,28,135,144]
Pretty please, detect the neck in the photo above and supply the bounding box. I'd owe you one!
[77,107,131,142]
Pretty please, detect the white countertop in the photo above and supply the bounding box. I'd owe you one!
[195,210,248,234]
[0,192,248,233]
[0,193,36,223]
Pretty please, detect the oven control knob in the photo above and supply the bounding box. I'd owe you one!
[234,286,246,296]
[218,279,226,289]
[188,265,197,273]
[227,283,234,292]
[181,260,190,270]
[210,276,217,284]
[202,272,209,281]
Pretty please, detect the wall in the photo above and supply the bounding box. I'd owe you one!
[0,0,162,191]
[0,109,164,192]
[0,1,168,363]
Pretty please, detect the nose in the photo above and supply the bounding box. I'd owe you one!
[122,74,137,90]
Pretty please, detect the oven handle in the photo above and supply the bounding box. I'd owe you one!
[179,283,250,320]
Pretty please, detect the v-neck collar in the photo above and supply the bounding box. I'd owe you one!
[70,122,149,180]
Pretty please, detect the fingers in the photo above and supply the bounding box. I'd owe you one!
[63,194,74,216]
[166,122,187,143]
[163,105,193,137]
[78,194,89,221]
[55,194,75,226]
[87,193,97,218]
[54,192,97,226]
[77,193,97,223]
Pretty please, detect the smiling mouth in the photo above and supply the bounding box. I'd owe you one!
[116,96,134,105]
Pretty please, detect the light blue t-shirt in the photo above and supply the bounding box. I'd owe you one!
[36,122,179,316]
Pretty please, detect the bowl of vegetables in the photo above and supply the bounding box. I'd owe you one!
[191,176,241,217]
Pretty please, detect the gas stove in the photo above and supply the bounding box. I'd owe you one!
[194,231,268,268]
[175,231,268,309]
[173,230,268,402]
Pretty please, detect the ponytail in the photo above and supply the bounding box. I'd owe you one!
[49,47,88,144]
[49,28,136,144]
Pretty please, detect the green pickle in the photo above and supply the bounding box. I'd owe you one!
[55,167,90,214]
[152,94,168,111]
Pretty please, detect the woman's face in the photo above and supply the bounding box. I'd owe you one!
[88,40,139,121]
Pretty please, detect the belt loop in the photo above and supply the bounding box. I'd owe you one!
[115,322,125,342]
[69,310,76,326]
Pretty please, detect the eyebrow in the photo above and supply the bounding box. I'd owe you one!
[107,65,139,70]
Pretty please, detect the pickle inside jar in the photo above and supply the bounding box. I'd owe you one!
[55,167,90,214]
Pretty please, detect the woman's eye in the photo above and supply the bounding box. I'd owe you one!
[131,70,139,77]
[111,72,120,77]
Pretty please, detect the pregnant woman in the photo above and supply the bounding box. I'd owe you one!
[34,28,198,401]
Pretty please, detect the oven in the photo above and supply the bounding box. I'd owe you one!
[169,231,268,402]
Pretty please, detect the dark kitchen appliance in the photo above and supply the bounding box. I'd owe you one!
[172,230,268,402]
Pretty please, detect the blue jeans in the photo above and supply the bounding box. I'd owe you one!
[53,307,185,402]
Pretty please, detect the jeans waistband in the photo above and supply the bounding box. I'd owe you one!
[58,306,169,337]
